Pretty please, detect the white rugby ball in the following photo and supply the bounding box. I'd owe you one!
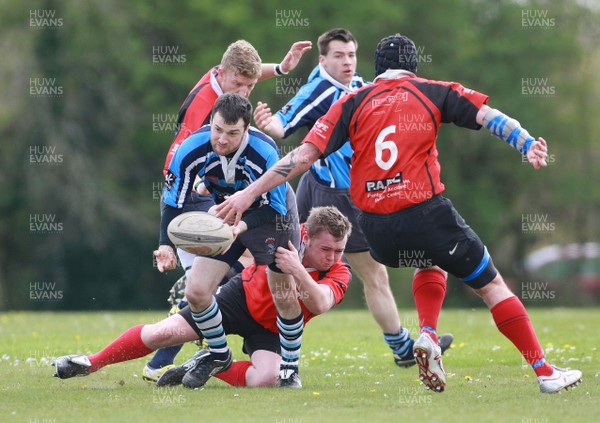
[167,211,234,256]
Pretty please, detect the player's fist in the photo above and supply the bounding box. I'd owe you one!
[274,241,302,275]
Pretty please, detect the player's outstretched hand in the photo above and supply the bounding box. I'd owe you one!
[154,245,178,272]
[526,137,548,170]
[279,41,312,74]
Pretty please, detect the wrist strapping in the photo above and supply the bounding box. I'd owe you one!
[274,63,289,76]
[482,108,534,154]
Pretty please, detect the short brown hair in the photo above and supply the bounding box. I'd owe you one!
[317,28,357,56]
[211,93,253,128]
[220,40,262,79]
[304,206,352,242]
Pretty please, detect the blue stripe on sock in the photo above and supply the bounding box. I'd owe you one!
[384,327,413,357]
[532,357,546,369]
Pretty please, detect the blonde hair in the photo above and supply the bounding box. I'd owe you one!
[220,40,262,79]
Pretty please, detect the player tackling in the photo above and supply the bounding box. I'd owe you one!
[52,206,351,389]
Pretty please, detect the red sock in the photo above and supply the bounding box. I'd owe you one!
[412,269,446,344]
[490,296,553,377]
[88,325,154,372]
[214,361,252,387]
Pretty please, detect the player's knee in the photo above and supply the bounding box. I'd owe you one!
[473,273,514,307]
[250,365,279,387]
[184,280,214,306]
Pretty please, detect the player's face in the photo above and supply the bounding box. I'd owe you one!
[210,112,248,156]
[218,68,258,98]
[303,230,346,271]
[319,40,357,86]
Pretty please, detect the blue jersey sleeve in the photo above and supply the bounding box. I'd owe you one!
[162,126,212,208]
[275,80,340,138]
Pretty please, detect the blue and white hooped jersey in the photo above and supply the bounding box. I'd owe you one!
[163,125,287,215]
[275,64,366,188]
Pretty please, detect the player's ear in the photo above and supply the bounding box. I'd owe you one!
[302,232,310,245]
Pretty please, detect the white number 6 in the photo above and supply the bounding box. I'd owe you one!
[375,125,398,170]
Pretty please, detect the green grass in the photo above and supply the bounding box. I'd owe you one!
[1,309,598,423]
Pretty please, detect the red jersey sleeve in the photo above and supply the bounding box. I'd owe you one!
[409,79,489,129]
[310,261,351,307]
[163,68,218,175]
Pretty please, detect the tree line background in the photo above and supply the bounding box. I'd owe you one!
[1,0,599,311]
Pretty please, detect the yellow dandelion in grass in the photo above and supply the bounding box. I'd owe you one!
[458,342,465,349]
[464,375,472,382]
[523,374,530,378]
[313,392,320,396]
[310,356,317,361]
[74,335,81,341]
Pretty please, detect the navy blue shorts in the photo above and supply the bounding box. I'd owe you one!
[179,273,280,356]
[357,195,497,289]
[296,170,370,253]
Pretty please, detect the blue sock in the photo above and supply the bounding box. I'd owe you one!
[384,327,414,358]
[147,344,184,369]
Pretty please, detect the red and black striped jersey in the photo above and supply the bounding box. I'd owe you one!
[162,67,221,176]
[302,70,489,213]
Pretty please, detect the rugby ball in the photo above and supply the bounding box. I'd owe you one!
[167,212,234,256]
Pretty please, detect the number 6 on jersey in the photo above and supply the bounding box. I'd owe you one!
[375,125,398,170]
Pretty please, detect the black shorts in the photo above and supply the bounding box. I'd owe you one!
[182,186,300,271]
[296,170,370,253]
[179,273,280,356]
[357,195,497,289]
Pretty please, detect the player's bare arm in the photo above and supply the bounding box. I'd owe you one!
[275,241,335,315]
[476,104,548,170]
[215,143,320,225]
[254,101,285,138]
[259,41,312,81]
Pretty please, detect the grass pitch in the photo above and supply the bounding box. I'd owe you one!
[0,308,598,423]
